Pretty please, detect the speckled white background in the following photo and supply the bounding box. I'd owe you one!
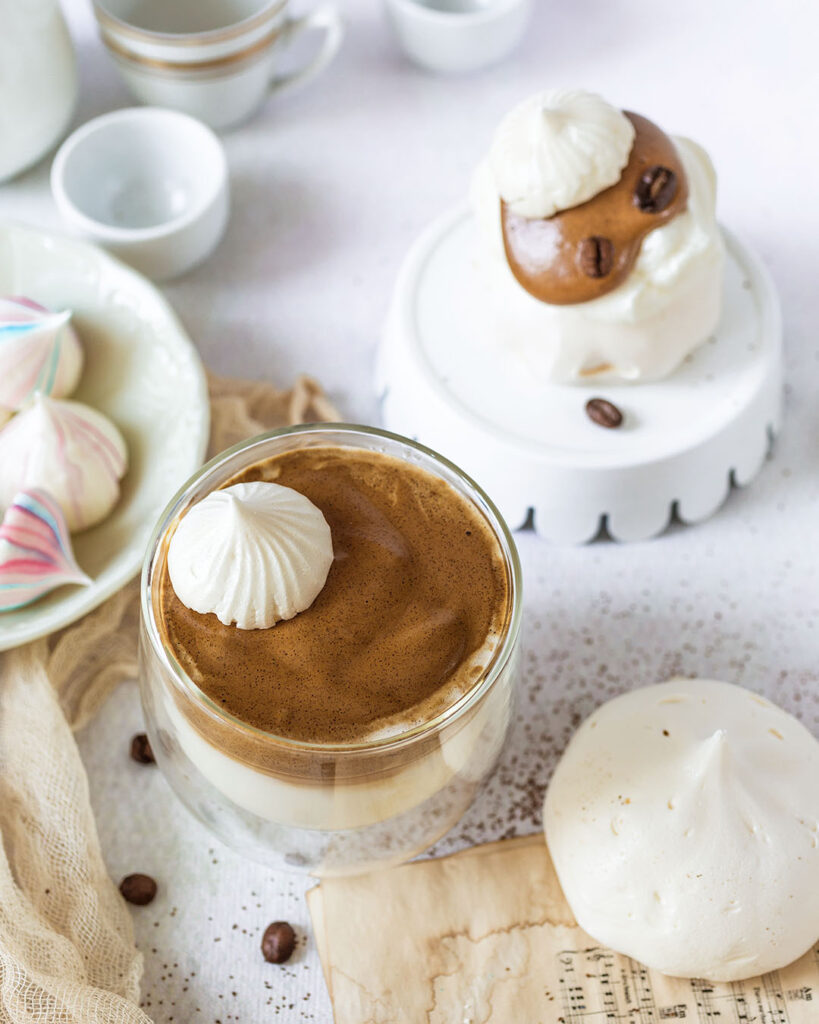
[2,0,818,1021]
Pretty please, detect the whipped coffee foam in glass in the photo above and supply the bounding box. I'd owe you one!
[160,446,509,744]
[140,428,521,870]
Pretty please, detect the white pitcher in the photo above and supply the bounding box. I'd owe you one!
[0,0,78,183]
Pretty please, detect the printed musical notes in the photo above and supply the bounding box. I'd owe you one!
[554,945,816,1023]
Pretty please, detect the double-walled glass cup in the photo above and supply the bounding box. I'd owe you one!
[139,425,522,875]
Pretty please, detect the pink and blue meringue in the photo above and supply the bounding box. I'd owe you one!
[0,296,84,411]
[0,395,128,532]
[0,488,90,611]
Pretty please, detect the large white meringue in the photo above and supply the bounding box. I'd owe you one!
[167,481,334,630]
[543,678,819,981]
[0,395,128,532]
[0,297,83,410]
[489,88,635,219]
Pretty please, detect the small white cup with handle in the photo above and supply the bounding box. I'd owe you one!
[92,0,344,130]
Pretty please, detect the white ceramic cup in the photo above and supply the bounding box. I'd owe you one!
[384,0,532,74]
[92,0,344,130]
[51,108,229,281]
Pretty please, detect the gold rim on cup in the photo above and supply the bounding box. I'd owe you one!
[93,0,287,47]
[99,23,285,74]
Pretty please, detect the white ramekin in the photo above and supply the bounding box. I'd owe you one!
[384,0,533,74]
[51,107,229,281]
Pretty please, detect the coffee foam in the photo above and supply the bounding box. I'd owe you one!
[158,446,510,746]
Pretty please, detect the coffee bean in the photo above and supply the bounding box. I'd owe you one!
[634,165,677,213]
[578,236,614,278]
[585,398,623,429]
[120,874,157,906]
[130,733,155,765]
[261,921,296,964]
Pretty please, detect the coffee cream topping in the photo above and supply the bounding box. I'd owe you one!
[472,120,723,382]
[490,89,635,220]
[502,113,689,305]
[160,447,509,745]
[544,679,819,982]
[167,481,334,630]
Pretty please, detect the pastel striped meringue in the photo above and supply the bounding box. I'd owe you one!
[0,395,128,532]
[0,296,84,411]
[0,488,90,611]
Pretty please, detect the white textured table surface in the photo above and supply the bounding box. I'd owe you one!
[2,1,819,1021]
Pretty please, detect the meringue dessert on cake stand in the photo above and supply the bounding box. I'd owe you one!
[139,424,521,876]
[377,89,783,542]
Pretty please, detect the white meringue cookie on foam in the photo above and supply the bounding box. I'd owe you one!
[0,297,83,411]
[0,395,128,532]
[544,678,819,982]
[489,89,635,220]
[168,481,334,630]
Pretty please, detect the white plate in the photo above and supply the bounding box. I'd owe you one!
[377,206,783,543]
[0,223,210,650]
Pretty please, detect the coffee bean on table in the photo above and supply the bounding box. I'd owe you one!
[585,398,624,429]
[261,921,296,964]
[634,165,677,213]
[120,874,157,906]
[578,236,614,278]
[130,733,155,765]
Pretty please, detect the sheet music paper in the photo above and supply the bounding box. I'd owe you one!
[552,943,817,1022]
[307,835,819,1023]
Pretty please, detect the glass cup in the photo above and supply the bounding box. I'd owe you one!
[139,424,522,875]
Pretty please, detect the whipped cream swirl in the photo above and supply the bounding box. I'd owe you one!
[168,481,334,630]
[544,678,819,981]
[490,89,635,219]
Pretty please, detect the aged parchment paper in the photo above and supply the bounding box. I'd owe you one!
[308,835,819,1024]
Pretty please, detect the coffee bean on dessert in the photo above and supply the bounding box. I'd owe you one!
[130,732,155,765]
[119,873,157,906]
[585,398,623,429]
[261,921,296,964]
[578,236,614,278]
[634,165,677,213]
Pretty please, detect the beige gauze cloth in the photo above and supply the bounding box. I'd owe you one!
[0,373,338,1024]
[308,835,819,1023]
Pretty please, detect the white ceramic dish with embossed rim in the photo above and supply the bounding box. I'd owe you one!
[0,223,210,651]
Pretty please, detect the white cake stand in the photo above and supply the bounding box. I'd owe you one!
[376,205,783,544]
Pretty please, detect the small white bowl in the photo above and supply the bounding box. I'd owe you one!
[51,108,229,281]
[384,0,532,74]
